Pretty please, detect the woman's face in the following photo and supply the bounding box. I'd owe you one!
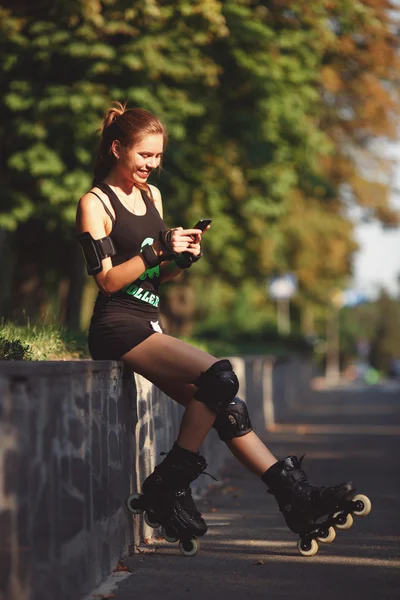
[115,134,164,184]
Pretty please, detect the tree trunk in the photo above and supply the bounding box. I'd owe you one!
[65,244,85,329]
[3,222,49,323]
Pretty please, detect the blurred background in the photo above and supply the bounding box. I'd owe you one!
[1,0,400,380]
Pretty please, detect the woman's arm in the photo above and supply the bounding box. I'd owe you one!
[148,184,201,283]
[76,193,155,294]
[159,259,185,283]
[76,190,198,293]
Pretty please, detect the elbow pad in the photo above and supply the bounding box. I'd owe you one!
[76,231,116,275]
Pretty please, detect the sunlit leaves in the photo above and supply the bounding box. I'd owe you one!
[1,0,399,332]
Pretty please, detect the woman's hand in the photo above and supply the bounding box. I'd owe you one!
[183,223,211,256]
[155,227,203,258]
[172,227,203,255]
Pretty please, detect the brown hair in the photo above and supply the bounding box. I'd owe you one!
[93,101,168,187]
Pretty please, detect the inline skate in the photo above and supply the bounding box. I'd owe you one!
[127,443,210,556]
[262,455,371,557]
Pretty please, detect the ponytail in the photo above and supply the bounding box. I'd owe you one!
[102,101,126,130]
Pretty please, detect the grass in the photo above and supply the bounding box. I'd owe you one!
[0,320,90,361]
[0,321,311,361]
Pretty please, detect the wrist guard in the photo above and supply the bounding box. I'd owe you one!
[140,243,163,269]
[175,249,203,269]
[159,229,178,260]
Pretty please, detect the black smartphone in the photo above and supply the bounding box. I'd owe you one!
[193,218,212,231]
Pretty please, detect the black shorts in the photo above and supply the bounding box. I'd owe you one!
[88,313,163,360]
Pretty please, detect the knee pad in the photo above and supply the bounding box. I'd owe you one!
[193,359,239,413]
[213,396,253,442]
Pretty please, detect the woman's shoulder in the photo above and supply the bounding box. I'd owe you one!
[79,186,111,207]
[148,183,162,201]
[77,187,115,222]
[147,184,163,217]
[78,190,97,212]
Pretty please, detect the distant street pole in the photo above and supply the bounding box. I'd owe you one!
[277,297,290,335]
[268,274,297,336]
[324,288,369,384]
[325,290,343,384]
[325,306,340,384]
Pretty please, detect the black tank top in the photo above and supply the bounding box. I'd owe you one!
[91,182,166,318]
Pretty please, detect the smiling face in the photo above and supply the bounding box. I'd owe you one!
[112,133,164,184]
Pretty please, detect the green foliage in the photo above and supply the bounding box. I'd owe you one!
[0,321,89,360]
[0,335,32,360]
[0,1,334,238]
[1,1,399,343]
[368,293,400,373]
[340,292,400,373]
[194,328,313,358]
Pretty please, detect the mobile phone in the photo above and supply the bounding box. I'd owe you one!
[193,218,212,231]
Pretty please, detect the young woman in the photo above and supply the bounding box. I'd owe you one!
[76,103,370,557]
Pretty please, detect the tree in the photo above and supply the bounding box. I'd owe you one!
[0,0,399,343]
[0,0,228,324]
[340,292,400,373]
[318,0,400,225]
[369,291,400,373]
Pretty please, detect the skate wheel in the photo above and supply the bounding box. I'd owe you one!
[144,511,161,528]
[126,493,143,514]
[317,526,336,544]
[353,494,372,517]
[334,511,354,530]
[179,537,200,557]
[297,538,318,557]
[161,525,179,543]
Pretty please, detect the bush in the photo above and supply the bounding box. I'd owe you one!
[194,324,313,357]
[0,335,32,360]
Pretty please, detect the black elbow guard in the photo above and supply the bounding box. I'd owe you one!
[76,231,116,275]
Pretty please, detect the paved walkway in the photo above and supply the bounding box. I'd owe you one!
[88,380,400,600]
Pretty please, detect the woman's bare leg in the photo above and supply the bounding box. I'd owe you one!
[121,333,218,452]
[226,433,277,475]
[145,376,278,476]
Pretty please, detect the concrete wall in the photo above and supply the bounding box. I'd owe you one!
[0,361,136,600]
[0,355,312,600]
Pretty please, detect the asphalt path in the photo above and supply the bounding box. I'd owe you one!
[89,380,400,600]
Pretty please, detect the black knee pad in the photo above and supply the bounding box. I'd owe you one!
[213,396,253,441]
[193,359,239,413]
